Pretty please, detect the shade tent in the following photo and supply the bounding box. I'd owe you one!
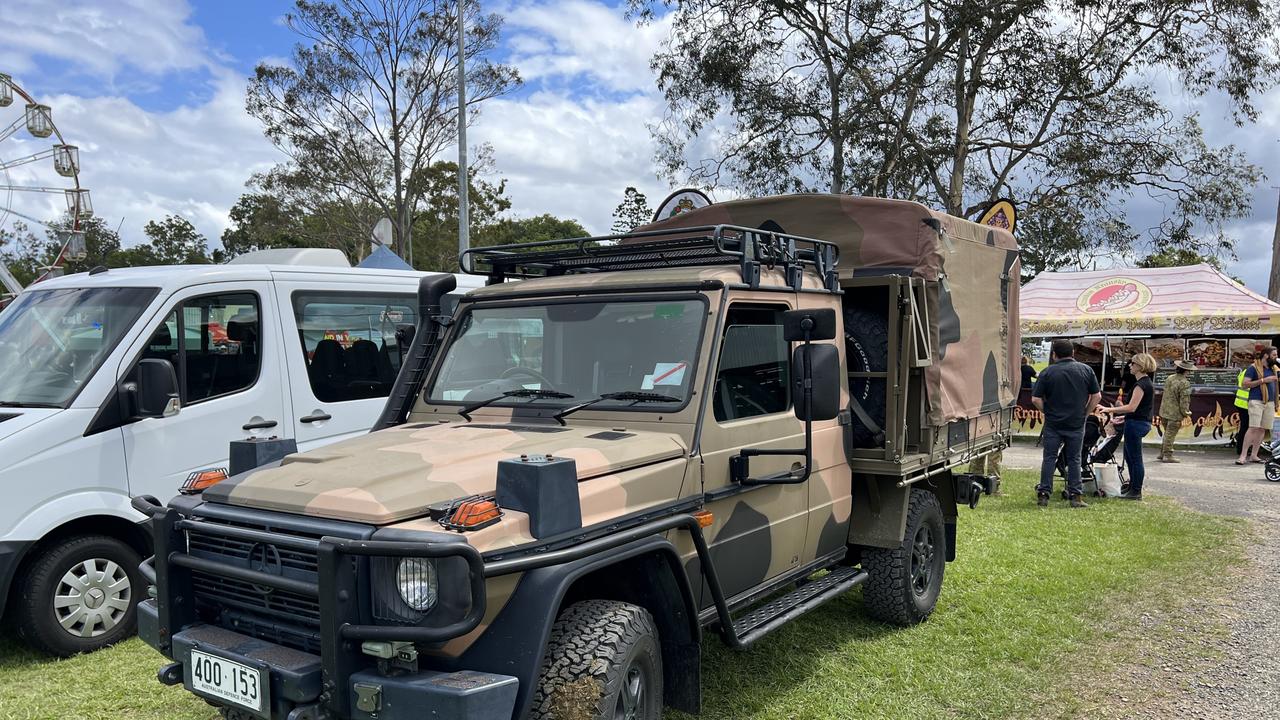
[1021,264,1280,338]
[357,245,414,271]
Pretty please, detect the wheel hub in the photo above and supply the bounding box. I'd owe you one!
[910,525,936,597]
[614,664,647,720]
[54,558,131,638]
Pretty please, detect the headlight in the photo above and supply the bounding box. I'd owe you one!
[396,558,438,612]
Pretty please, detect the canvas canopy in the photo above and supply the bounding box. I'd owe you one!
[641,193,1021,424]
[1021,264,1280,338]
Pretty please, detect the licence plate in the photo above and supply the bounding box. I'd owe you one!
[187,648,268,714]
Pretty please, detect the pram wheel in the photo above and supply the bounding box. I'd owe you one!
[1265,461,1280,483]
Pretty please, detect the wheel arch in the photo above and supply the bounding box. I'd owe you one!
[4,512,151,620]
[457,534,701,719]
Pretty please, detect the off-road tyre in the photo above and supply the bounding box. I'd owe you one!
[844,305,889,448]
[860,489,946,626]
[531,600,662,720]
[14,535,142,657]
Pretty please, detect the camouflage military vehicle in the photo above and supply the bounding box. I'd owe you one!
[133,194,1018,720]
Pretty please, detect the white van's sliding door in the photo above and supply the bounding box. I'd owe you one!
[119,282,289,500]
[273,280,418,452]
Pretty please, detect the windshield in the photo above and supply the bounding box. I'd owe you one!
[0,286,159,407]
[428,299,706,411]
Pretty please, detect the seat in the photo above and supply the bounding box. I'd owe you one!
[309,339,347,402]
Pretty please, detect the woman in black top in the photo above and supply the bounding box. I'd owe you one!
[1020,356,1037,389]
[1100,352,1156,500]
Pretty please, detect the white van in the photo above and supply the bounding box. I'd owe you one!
[0,252,480,655]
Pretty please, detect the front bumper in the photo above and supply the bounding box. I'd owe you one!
[0,540,31,619]
[139,600,518,720]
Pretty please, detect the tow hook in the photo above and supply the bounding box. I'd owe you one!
[157,662,182,686]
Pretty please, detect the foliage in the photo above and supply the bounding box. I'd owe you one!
[1,214,216,290]
[473,214,588,247]
[246,0,520,265]
[633,0,1280,275]
[410,157,511,270]
[220,193,308,259]
[1137,248,1226,271]
[611,187,654,234]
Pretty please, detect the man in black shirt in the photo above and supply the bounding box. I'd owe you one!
[1032,340,1102,507]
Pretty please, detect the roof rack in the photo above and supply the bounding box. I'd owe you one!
[459,224,841,292]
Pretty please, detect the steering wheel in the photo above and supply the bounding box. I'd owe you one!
[500,366,557,390]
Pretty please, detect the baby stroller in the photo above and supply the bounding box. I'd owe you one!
[1055,414,1126,497]
[1264,435,1280,482]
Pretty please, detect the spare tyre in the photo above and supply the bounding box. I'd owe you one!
[844,305,888,447]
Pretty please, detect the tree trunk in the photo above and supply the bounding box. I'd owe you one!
[947,31,970,216]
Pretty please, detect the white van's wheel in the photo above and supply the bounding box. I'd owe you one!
[14,535,142,656]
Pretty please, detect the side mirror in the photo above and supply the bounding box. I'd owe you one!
[126,358,180,419]
[783,308,836,342]
[792,344,840,421]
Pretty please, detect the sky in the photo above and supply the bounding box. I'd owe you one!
[0,0,1278,292]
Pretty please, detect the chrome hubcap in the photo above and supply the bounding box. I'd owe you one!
[614,664,646,720]
[54,558,131,638]
[910,525,936,597]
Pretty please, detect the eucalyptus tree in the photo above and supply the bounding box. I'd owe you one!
[247,0,520,264]
[633,0,1279,271]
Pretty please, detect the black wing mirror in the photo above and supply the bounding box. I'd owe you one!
[125,358,180,419]
[783,308,836,342]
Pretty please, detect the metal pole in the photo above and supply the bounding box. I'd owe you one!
[1268,184,1280,302]
[456,0,469,265]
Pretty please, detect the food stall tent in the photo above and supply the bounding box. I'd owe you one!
[1018,264,1280,444]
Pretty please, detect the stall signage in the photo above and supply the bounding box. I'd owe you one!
[1076,277,1153,314]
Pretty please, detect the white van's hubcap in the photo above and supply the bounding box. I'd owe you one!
[54,559,131,638]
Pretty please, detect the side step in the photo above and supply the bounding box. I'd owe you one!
[722,565,867,649]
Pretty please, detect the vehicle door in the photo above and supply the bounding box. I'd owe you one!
[273,281,417,452]
[120,283,287,500]
[697,300,809,606]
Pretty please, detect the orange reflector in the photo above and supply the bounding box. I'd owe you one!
[180,468,228,495]
[452,498,502,529]
[693,510,714,528]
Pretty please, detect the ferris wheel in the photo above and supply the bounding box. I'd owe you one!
[0,72,92,303]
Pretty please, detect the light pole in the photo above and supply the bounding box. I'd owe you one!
[456,0,469,265]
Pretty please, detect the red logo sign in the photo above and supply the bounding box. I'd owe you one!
[1076,277,1152,314]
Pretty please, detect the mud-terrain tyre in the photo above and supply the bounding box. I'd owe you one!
[531,599,662,720]
[860,489,946,626]
[844,305,889,448]
[14,535,142,657]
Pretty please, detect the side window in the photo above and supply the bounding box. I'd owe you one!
[181,293,261,402]
[713,304,791,422]
[291,291,416,403]
[131,292,260,405]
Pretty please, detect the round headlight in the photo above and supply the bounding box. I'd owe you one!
[396,558,439,612]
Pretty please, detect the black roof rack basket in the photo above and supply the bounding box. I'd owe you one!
[459,224,840,292]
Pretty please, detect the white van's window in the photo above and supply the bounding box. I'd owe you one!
[0,286,159,408]
[137,292,261,404]
[291,292,416,402]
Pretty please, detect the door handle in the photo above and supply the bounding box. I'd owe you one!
[242,420,278,430]
[300,412,332,424]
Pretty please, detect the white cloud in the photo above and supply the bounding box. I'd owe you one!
[3,0,213,81]
[498,0,671,94]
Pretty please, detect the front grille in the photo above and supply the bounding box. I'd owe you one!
[181,509,369,654]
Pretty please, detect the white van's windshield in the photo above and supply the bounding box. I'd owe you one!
[427,299,706,411]
[0,286,159,408]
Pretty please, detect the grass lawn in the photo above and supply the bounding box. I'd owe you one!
[0,470,1247,720]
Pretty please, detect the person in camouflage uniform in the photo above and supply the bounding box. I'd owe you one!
[1158,360,1194,462]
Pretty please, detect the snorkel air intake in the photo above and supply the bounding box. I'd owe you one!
[373,273,458,430]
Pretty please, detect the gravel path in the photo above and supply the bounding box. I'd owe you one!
[1006,440,1280,719]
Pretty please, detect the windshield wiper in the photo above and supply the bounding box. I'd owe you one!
[552,391,682,426]
[0,400,61,408]
[458,388,574,422]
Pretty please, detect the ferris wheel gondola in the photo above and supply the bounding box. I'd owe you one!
[0,73,92,303]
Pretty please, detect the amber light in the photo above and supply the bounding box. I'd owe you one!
[693,510,714,528]
[180,469,228,495]
[452,498,501,528]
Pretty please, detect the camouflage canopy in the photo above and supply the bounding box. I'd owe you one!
[640,194,1022,423]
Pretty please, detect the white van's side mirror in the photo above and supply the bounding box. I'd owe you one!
[127,359,181,420]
